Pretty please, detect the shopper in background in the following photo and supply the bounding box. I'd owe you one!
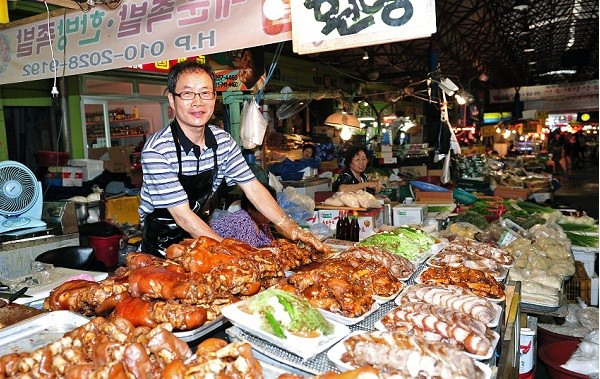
[301,144,316,159]
[576,130,586,169]
[560,133,578,178]
[210,186,276,247]
[548,131,564,174]
[139,60,326,256]
[333,145,383,195]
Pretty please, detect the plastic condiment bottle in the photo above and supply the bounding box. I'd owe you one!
[349,211,360,242]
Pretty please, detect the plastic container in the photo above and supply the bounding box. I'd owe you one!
[35,151,70,166]
[537,326,583,348]
[453,187,479,205]
[87,234,122,268]
[538,341,587,379]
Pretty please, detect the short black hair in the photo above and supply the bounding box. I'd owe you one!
[167,60,217,95]
[241,185,277,212]
[345,145,368,165]
[302,144,316,158]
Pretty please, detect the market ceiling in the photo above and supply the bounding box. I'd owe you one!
[5,0,599,91]
[266,0,599,92]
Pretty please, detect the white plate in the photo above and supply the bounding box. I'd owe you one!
[487,303,503,328]
[372,319,500,360]
[220,300,350,360]
[426,256,508,282]
[327,331,492,378]
[391,293,503,328]
[173,315,226,342]
[0,310,90,356]
[415,271,506,303]
[372,284,405,304]
[319,301,380,325]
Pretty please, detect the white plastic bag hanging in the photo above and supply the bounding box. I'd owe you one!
[240,98,267,149]
[441,149,452,184]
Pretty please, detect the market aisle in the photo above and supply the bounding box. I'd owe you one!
[536,158,598,379]
[552,158,599,219]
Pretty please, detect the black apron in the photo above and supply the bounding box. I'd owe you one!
[141,122,218,256]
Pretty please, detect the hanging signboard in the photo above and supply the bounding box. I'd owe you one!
[490,80,599,103]
[290,0,436,54]
[480,125,496,138]
[0,0,289,85]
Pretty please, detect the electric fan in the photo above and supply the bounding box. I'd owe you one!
[0,160,46,234]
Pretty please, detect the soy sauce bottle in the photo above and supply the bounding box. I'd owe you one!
[349,211,360,242]
[336,210,348,240]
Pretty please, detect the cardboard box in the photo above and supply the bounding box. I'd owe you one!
[378,145,393,152]
[494,186,530,200]
[392,204,427,225]
[413,188,454,204]
[302,211,319,227]
[68,159,104,181]
[318,208,383,240]
[378,157,398,164]
[105,195,141,226]
[42,201,78,234]
[375,151,394,158]
[320,160,339,171]
[400,165,428,177]
[45,166,83,187]
[88,147,134,174]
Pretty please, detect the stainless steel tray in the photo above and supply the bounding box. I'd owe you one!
[173,315,226,342]
[0,310,90,356]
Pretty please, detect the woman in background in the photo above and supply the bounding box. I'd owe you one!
[333,146,383,195]
[210,187,276,247]
[301,144,316,159]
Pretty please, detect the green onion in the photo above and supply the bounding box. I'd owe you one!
[565,231,599,248]
[516,201,555,214]
[558,223,599,233]
[277,295,295,320]
[264,309,286,339]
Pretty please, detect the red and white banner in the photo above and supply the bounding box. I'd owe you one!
[0,0,290,85]
[290,0,436,54]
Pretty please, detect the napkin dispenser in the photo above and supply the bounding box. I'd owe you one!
[42,201,78,234]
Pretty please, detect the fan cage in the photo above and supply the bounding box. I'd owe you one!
[0,163,39,216]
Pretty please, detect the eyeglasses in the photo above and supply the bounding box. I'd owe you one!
[173,90,215,101]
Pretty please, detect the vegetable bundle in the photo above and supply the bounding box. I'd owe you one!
[247,288,334,339]
[358,227,435,261]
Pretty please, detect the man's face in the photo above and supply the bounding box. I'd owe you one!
[168,70,216,130]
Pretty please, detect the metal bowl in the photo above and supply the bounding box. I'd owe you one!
[73,202,89,223]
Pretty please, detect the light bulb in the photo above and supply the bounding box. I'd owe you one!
[340,126,352,141]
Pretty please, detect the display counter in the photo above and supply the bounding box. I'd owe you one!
[0,233,80,278]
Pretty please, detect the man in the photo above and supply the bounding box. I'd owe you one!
[139,60,325,256]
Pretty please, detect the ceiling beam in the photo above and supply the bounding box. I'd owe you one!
[35,0,81,10]
[0,7,76,30]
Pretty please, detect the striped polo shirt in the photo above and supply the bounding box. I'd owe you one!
[139,122,255,222]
